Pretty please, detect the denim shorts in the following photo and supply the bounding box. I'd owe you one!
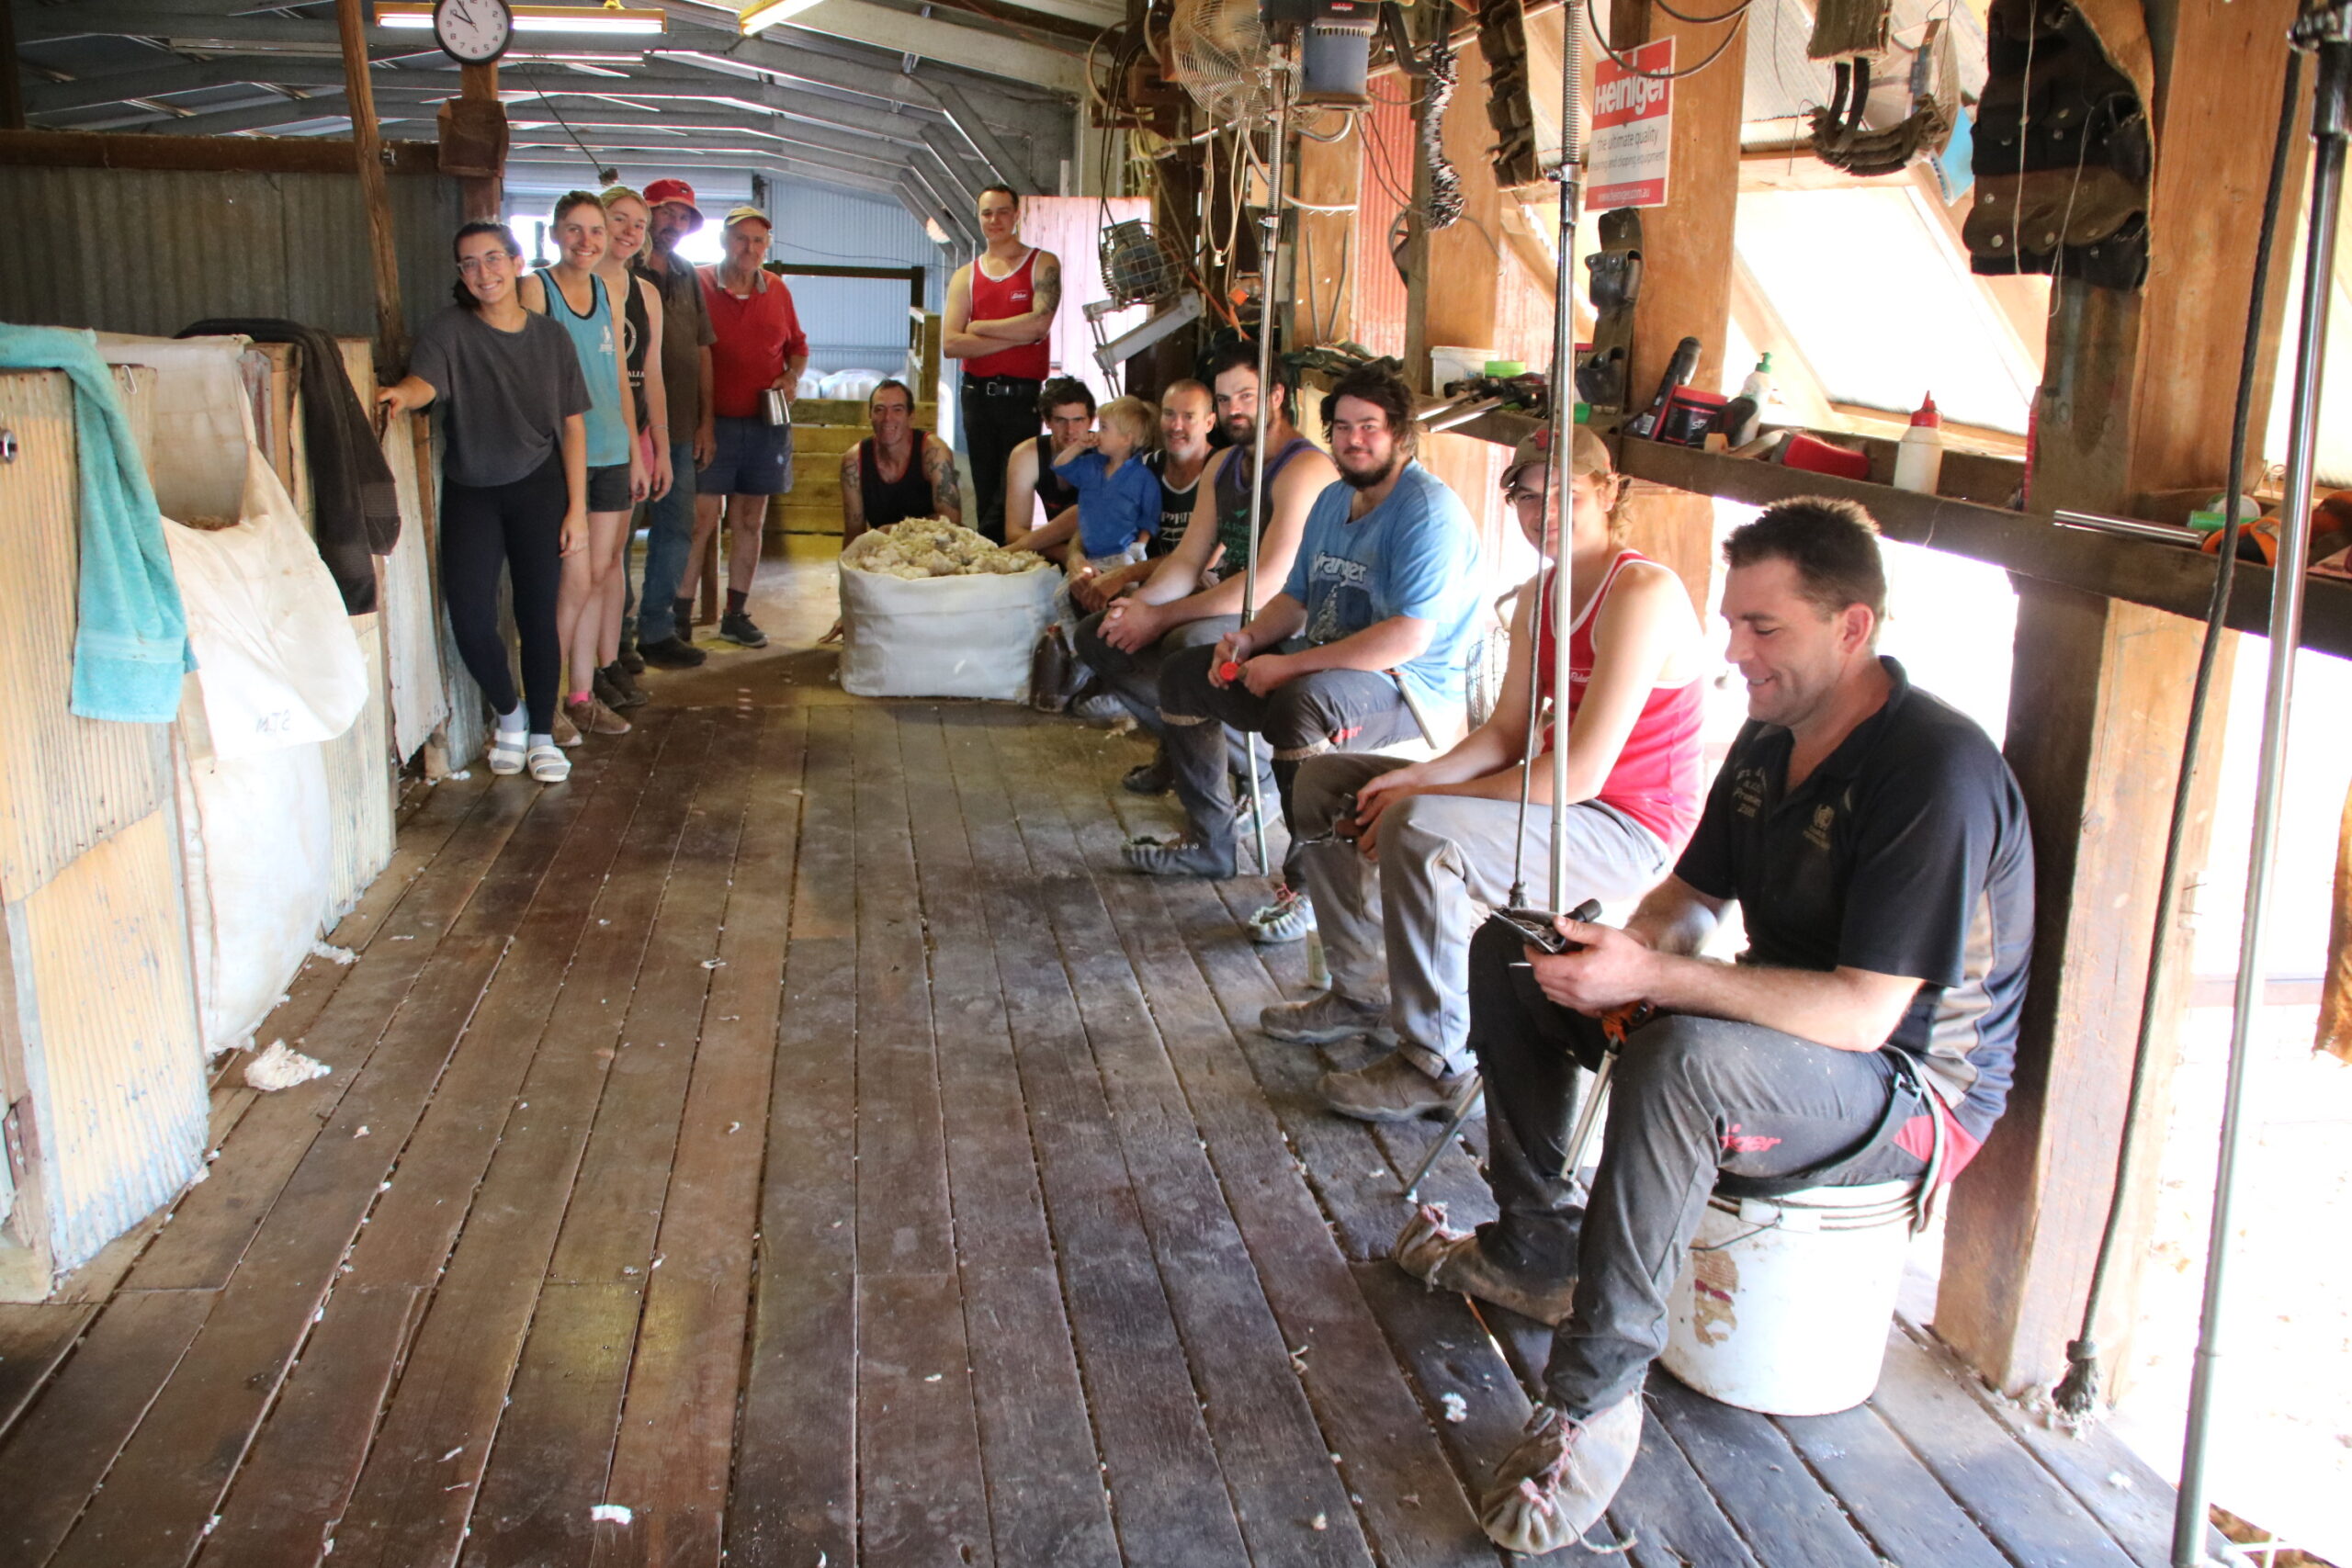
[586,461,633,512]
[697,415,794,497]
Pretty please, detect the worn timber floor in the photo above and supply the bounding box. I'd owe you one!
[0,545,2211,1568]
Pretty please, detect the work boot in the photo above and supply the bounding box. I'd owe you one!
[1392,1204,1577,1325]
[719,609,768,648]
[1260,987,1390,1045]
[617,615,646,674]
[1319,1052,1477,1123]
[1122,834,1236,879]
[639,633,707,670]
[595,663,647,712]
[1123,749,1171,795]
[1071,689,1134,731]
[553,705,583,749]
[566,694,630,737]
[1477,1395,1645,1556]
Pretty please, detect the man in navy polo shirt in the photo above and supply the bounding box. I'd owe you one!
[1422,498,2034,1555]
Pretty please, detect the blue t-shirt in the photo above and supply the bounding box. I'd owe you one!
[1055,449,1162,559]
[1282,461,1483,714]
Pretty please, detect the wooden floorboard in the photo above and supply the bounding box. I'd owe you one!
[4,557,2193,1568]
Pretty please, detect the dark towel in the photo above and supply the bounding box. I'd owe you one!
[177,318,401,614]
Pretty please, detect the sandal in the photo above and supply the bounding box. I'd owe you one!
[487,731,526,776]
[526,743,571,784]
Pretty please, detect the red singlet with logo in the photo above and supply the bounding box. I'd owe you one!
[966,250,1050,380]
[1536,548,1705,854]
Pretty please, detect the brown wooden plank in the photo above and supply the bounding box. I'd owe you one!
[728,704,859,1568]
[847,705,995,1568]
[332,716,737,1568]
[38,754,604,1568]
[0,1303,96,1441]
[127,769,523,1294]
[858,1270,995,1568]
[198,719,683,1568]
[1642,1372,1883,1568]
[0,1290,212,1564]
[594,708,807,1567]
[1866,1320,2142,1568]
[189,1285,424,1568]
[1774,1395,2013,1568]
[950,711,1253,1568]
[458,1282,646,1568]
[901,709,1121,1567]
[1025,718,1487,1566]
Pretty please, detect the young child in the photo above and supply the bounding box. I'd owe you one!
[1051,395,1161,577]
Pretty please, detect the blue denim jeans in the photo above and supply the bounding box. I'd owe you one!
[637,438,696,642]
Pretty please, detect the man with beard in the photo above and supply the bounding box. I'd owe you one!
[1070,378,1215,616]
[1074,346,1334,806]
[629,177,717,669]
[1125,363,1484,895]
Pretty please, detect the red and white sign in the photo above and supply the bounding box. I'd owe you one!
[1589,39,1674,210]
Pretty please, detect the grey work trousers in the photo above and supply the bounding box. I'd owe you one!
[1292,752,1669,1077]
[1464,920,1931,1419]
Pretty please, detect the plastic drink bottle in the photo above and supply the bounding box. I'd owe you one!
[1893,392,1945,495]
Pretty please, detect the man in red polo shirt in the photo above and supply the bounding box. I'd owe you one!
[688,204,808,648]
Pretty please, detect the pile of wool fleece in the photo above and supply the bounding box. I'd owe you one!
[841,518,1052,580]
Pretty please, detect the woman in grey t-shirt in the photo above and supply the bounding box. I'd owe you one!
[379,220,590,784]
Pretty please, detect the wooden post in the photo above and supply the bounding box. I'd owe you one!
[1601,0,1745,614]
[453,62,505,223]
[0,0,26,133]
[336,0,406,377]
[1935,0,2300,1397]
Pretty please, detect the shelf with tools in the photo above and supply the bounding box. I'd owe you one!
[1449,406,2352,662]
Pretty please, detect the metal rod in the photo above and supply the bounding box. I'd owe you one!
[2052,509,2203,547]
[1403,1072,1484,1199]
[1546,0,1586,915]
[2172,28,2347,1566]
[1560,1043,1613,1182]
[1239,65,1292,879]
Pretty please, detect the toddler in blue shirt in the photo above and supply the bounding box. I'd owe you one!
[1051,395,1161,572]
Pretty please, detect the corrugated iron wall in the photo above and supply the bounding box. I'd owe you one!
[1352,95,1413,362]
[770,175,944,378]
[0,165,460,342]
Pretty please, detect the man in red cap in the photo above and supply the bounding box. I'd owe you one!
[630,177,717,668]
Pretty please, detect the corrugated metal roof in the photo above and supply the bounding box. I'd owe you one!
[0,164,460,344]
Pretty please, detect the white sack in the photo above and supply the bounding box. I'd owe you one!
[175,737,334,1055]
[839,559,1059,702]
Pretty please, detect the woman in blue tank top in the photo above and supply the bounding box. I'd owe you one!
[521,190,646,746]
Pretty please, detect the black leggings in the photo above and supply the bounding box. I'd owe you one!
[441,453,565,734]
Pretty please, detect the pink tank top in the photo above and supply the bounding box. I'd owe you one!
[966,250,1050,380]
[1535,548,1705,853]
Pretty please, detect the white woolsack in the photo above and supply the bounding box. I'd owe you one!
[175,739,334,1055]
[838,522,1059,702]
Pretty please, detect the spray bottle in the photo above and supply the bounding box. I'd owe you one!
[1893,392,1945,495]
[1726,353,1775,446]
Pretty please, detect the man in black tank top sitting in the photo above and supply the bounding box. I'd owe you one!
[1003,377,1096,563]
[839,378,961,545]
[1074,346,1335,797]
[1071,379,1215,618]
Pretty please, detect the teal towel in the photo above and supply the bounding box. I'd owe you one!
[0,324,192,724]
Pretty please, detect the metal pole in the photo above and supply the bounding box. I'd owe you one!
[1546,0,1587,913]
[1240,62,1293,878]
[2171,26,2347,1566]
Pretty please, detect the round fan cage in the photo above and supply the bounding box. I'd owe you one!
[1169,0,1277,124]
[1099,220,1185,307]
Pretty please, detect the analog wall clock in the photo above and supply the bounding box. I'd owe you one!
[433,0,514,64]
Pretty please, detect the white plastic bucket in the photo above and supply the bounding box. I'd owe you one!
[1661,1179,1918,1416]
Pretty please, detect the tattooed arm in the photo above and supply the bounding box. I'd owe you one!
[922,434,964,525]
[840,444,866,545]
[965,250,1062,345]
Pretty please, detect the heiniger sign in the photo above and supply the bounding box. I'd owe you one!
[1589,39,1674,209]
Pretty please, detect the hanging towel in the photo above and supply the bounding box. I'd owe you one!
[178,319,401,614]
[0,323,193,724]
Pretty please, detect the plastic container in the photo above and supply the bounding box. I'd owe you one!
[1731,354,1774,445]
[1662,1179,1920,1416]
[1782,433,1872,481]
[1893,392,1944,494]
[1430,344,1497,391]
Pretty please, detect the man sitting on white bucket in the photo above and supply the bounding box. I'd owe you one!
[1408,499,2035,1556]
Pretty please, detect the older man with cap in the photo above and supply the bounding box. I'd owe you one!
[630,177,718,669]
[686,204,808,649]
[1271,425,1708,1123]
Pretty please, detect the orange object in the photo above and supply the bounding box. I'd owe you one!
[2201,517,2280,564]
[1217,660,1242,682]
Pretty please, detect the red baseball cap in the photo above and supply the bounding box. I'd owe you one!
[642,177,702,228]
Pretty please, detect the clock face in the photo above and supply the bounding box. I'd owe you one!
[434,0,513,63]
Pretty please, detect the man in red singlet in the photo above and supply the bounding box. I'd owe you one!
[944,184,1061,544]
[1272,427,1709,1123]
